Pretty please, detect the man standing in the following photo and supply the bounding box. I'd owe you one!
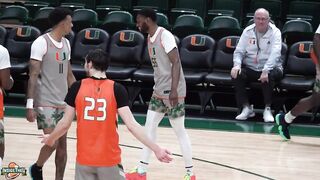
[0,44,14,166]
[275,24,320,140]
[231,8,283,122]
[126,8,195,180]
[41,49,172,180]
[26,7,76,180]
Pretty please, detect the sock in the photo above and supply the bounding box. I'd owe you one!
[138,110,164,173]
[186,166,194,175]
[0,157,2,167]
[137,161,148,174]
[169,116,193,174]
[285,111,296,124]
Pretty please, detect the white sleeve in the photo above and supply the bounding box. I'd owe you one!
[30,36,47,61]
[161,30,177,54]
[65,38,71,60]
[316,25,320,34]
[0,45,10,70]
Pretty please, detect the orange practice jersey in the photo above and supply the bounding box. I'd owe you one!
[75,78,121,166]
[0,89,3,119]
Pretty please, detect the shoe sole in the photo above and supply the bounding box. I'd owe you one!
[236,113,255,120]
[275,115,290,141]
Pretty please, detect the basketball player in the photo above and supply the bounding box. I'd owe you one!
[0,44,14,166]
[126,8,195,180]
[275,24,320,140]
[41,49,172,180]
[26,7,76,180]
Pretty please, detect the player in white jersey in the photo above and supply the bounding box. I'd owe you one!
[26,7,76,180]
[126,8,196,180]
[275,24,320,140]
[0,45,14,167]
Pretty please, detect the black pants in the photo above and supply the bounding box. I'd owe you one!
[233,67,283,107]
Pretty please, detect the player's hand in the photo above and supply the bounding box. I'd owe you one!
[258,71,269,83]
[40,134,55,147]
[169,90,178,107]
[231,66,241,79]
[154,148,173,163]
[26,109,36,122]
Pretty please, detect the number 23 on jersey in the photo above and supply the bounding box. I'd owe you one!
[84,97,107,121]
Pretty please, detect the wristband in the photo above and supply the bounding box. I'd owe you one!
[26,99,34,109]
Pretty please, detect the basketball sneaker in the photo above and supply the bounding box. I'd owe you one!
[275,113,291,140]
[235,105,255,120]
[29,163,43,180]
[125,167,146,180]
[184,172,196,180]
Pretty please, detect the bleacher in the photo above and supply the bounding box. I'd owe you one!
[1,0,319,123]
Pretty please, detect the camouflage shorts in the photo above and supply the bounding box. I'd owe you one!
[0,120,4,144]
[148,95,185,119]
[313,79,320,93]
[35,107,65,130]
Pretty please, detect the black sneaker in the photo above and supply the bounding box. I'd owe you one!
[275,113,291,140]
[29,163,43,180]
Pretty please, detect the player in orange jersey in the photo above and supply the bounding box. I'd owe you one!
[41,49,172,180]
[0,44,14,166]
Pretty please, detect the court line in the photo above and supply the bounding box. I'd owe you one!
[6,131,275,180]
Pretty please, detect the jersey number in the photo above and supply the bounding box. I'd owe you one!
[84,97,107,121]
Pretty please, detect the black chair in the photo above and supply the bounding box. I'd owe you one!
[180,34,216,112]
[5,26,41,75]
[71,28,110,79]
[282,19,314,47]
[107,30,144,80]
[204,36,239,111]
[0,26,7,45]
[278,41,316,114]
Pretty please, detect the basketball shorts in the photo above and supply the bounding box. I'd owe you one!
[75,163,125,180]
[35,107,64,130]
[148,94,185,119]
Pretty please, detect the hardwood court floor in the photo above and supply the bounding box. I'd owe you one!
[1,117,320,180]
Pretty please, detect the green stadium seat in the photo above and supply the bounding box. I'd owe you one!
[95,0,132,21]
[282,19,314,47]
[156,13,169,30]
[133,0,169,13]
[170,0,207,24]
[245,0,281,27]
[61,0,95,9]
[208,0,242,25]
[72,9,98,32]
[32,7,55,32]
[172,14,204,39]
[101,11,134,35]
[208,16,241,40]
[0,5,29,25]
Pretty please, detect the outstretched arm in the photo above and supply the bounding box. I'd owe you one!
[41,105,75,146]
[118,106,172,163]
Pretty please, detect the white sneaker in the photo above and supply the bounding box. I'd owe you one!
[236,105,255,120]
[263,107,274,122]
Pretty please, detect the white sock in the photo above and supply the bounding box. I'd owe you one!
[138,110,165,173]
[169,116,193,174]
[285,111,296,124]
[0,157,2,167]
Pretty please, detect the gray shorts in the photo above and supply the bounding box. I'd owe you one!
[148,95,185,119]
[75,163,125,180]
[35,107,65,130]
